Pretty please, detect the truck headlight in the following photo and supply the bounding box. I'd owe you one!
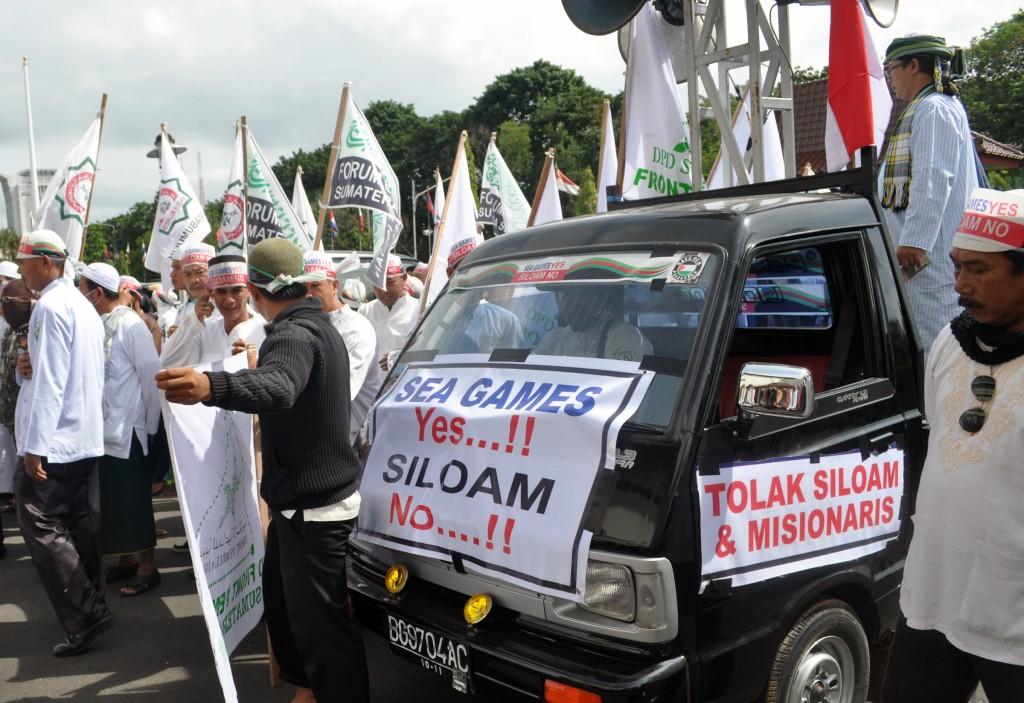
[581,560,635,622]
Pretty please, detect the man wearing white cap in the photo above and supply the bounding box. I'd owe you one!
[79,263,162,597]
[882,189,1024,701]
[169,243,219,337]
[13,230,108,656]
[0,261,21,283]
[358,254,418,370]
[303,250,382,441]
[160,254,265,368]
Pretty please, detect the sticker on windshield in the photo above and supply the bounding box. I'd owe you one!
[670,252,708,284]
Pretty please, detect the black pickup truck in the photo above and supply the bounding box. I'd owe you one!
[348,160,927,703]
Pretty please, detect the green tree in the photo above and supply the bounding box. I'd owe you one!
[0,228,19,260]
[960,11,1024,146]
[792,65,829,84]
[572,167,597,216]
[496,120,533,186]
[82,224,109,263]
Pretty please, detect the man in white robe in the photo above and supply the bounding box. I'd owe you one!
[14,230,108,656]
[358,254,418,369]
[169,243,220,338]
[303,250,382,441]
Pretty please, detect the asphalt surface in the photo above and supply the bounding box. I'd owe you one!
[0,486,478,703]
[0,487,989,703]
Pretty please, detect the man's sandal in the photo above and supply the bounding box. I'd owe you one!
[120,571,161,597]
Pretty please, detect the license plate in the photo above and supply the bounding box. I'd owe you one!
[387,613,473,693]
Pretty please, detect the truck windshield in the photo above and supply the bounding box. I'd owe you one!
[401,250,719,430]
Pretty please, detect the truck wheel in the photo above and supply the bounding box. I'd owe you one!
[763,599,869,703]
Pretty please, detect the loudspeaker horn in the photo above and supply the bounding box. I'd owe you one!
[561,0,648,35]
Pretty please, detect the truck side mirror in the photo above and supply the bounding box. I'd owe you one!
[736,362,816,421]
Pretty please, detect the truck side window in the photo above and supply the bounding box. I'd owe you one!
[718,239,878,419]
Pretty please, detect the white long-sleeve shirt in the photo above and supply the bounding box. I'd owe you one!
[15,277,105,463]
[159,304,266,368]
[899,328,1024,665]
[358,294,418,357]
[102,308,161,459]
[878,92,978,354]
[326,305,382,440]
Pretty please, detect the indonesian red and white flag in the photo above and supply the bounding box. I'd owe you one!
[825,0,892,171]
[555,168,580,196]
[33,118,102,261]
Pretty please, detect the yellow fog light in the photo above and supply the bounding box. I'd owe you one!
[464,593,493,625]
[384,564,409,594]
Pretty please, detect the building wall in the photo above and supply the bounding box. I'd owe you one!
[0,169,54,234]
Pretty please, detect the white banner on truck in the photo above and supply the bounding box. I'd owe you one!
[356,357,652,601]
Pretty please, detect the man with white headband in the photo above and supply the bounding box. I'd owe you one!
[882,188,1024,701]
[303,250,382,441]
[170,243,220,336]
[160,254,265,367]
[358,253,418,370]
[157,238,368,703]
[79,263,162,598]
[13,230,108,656]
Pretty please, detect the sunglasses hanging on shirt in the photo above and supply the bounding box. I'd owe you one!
[959,374,996,434]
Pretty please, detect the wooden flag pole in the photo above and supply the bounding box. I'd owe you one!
[596,99,610,214]
[616,85,629,194]
[241,116,249,251]
[419,130,467,318]
[80,93,108,258]
[313,82,351,250]
[527,149,555,228]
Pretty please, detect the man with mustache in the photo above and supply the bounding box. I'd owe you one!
[882,189,1024,702]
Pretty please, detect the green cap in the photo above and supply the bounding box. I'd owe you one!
[248,238,305,290]
[885,35,955,62]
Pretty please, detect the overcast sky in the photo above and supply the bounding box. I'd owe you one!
[0,0,1018,226]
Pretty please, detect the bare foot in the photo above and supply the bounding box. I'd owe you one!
[290,688,316,703]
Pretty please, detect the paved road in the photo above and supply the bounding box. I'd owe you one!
[0,487,988,702]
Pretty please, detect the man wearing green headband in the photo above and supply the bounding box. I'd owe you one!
[156,238,368,703]
[878,34,980,356]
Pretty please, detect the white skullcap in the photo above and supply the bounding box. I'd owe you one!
[303,250,337,281]
[0,261,21,279]
[82,262,121,294]
[17,230,68,260]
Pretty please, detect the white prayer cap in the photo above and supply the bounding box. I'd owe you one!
[954,188,1024,253]
[82,262,121,294]
[206,255,249,290]
[119,275,142,291]
[405,275,424,298]
[16,230,68,260]
[341,278,367,306]
[180,243,215,268]
[303,250,337,281]
[0,261,21,279]
[335,251,361,277]
[386,254,404,278]
[447,236,483,269]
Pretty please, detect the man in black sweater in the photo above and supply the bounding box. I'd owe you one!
[157,238,369,703]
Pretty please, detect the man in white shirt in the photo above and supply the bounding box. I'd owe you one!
[169,243,219,337]
[160,255,266,368]
[79,263,162,598]
[14,230,108,657]
[882,189,1024,702]
[304,250,382,441]
[535,285,653,362]
[358,254,418,369]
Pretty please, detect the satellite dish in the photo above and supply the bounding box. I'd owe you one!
[561,0,647,35]
[617,16,693,84]
[863,0,898,28]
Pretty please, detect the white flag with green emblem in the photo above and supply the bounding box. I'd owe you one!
[621,2,693,200]
[145,132,211,280]
[478,139,530,235]
[33,118,101,261]
[324,91,402,288]
[245,131,313,251]
[215,130,246,256]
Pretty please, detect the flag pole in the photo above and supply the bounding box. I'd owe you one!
[241,116,249,252]
[596,100,610,213]
[81,94,109,236]
[527,149,555,228]
[615,84,629,195]
[314,82,351,250]
[22,57,41,220]
[419,131,466,318]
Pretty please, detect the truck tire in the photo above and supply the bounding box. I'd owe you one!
[763,598,870,703]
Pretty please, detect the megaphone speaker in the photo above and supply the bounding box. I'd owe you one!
[561,0,648,35]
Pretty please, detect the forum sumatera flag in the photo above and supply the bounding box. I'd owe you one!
[33,118,101,261]
[621,2,693,200]
[825,0,892,171]
[245,131,313,250]
[146,131,211,282]
[215,130,246,255]
[478,139,530,235]
[324,90,402,288]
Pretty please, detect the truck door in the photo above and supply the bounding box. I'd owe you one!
[691,233,912,703]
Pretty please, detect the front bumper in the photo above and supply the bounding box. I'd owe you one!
[349,555,689,702]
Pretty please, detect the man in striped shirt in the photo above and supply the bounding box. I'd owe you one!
[878,35,980,355]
